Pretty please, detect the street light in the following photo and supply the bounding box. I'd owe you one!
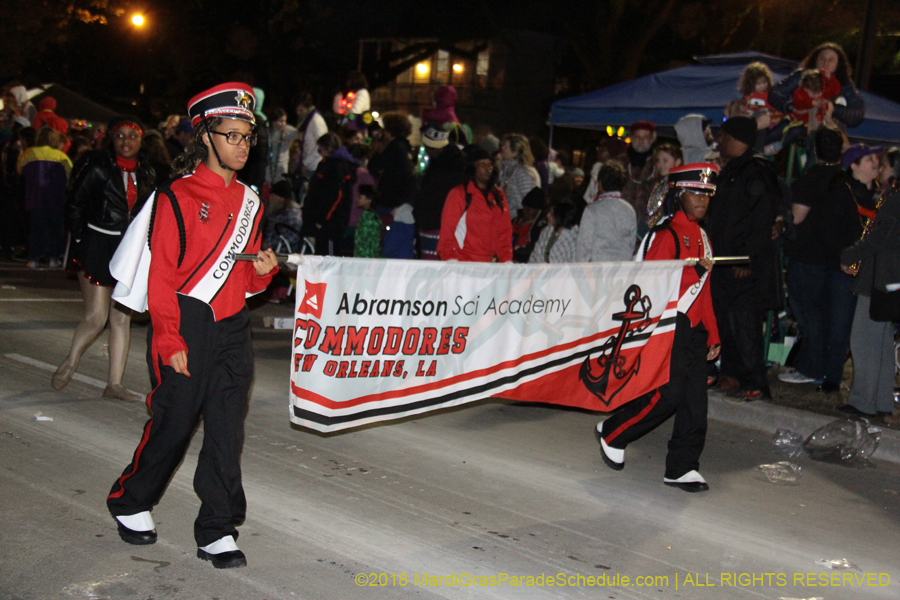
[132,14,145,27]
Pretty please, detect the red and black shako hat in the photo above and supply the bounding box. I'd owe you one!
[187,83,257,128]
[668,163,719,194]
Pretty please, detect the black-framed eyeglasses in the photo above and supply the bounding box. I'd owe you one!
[210,130,258,147]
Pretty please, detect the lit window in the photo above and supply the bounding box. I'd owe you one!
[435,50,449,84]
[414,61,431,83]
[476,51,490,88]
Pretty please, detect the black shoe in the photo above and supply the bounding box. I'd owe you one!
[836,404,874,417]
[664,480,710,493]
[816,382,840,393]
[727,386,772,402]
[116,521,157,545]
[594,423,624,471]
[664,470,709,492]
[197,548,247,569]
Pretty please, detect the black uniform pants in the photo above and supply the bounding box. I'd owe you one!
[107,296,253,547]
[600,313,709,480]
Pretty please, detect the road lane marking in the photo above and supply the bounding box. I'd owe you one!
[0,298,81,302]
[5,353,107,389]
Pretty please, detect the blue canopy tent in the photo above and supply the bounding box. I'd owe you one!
[549,52,900,145]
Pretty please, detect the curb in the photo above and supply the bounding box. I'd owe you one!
[708,391,900,466]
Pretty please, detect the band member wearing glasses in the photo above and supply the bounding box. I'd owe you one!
[106,83,278,569]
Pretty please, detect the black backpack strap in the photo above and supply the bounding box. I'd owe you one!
[148,182,187,268]
[641,220,679,260]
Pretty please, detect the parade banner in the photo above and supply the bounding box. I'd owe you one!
[289,257,684,433]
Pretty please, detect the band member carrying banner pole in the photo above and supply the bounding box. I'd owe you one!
[106,83,278,568]
[594,163,721,493]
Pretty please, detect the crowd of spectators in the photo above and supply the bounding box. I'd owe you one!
[1,42,898,420]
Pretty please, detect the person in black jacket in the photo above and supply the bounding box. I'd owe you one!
[706,116,782,401]
[367,111,414,210]
[779,129,863,392]
[786,143,874,392]
[302,132,357,256]
[768,42,865,130]
[414,122,465,260]
[53,116,156,401]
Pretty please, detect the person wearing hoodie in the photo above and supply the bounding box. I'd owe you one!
[674,114,713,165]
[422,85,460,126]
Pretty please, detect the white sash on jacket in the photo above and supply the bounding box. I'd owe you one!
[110,184,262,313]
[183,187,260,306]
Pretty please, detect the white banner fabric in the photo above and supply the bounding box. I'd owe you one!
[289,257,684,433]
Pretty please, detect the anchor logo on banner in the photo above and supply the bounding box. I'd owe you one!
[580,284,653,406]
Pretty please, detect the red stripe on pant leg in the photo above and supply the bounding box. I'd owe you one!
[108,350,163,500]
[605,390,661,444]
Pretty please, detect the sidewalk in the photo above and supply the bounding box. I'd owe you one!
[708,390,900,465]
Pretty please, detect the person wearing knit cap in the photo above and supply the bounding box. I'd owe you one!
[596,163,720,492]
[416,123,466,259]
[705,116,782,401]
[719,115,758,148]
[106,83,278,569]
[52,116,155,403]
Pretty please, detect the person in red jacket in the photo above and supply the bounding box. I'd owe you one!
[437,146,513,262]
[106,83,278,569]
[791,69,842,126]
[32,97,69,134]
[594,163,721,493]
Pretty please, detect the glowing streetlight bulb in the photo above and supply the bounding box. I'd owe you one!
[132,14,145,27]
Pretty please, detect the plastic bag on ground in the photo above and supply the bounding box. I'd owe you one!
[756,461,802,484]
[772,428,805,458]
[814,558,861,571]
[803,418,882,467]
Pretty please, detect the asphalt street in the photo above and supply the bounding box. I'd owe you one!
[1,263,899,600]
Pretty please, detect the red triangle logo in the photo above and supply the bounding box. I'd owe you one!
[298,281,327,319]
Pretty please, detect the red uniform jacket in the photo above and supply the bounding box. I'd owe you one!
[148,164,276,364]
[637,210,719,346]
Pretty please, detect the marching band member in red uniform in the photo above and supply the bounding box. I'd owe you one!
[595,164,721,492]
[107,83,278,568]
